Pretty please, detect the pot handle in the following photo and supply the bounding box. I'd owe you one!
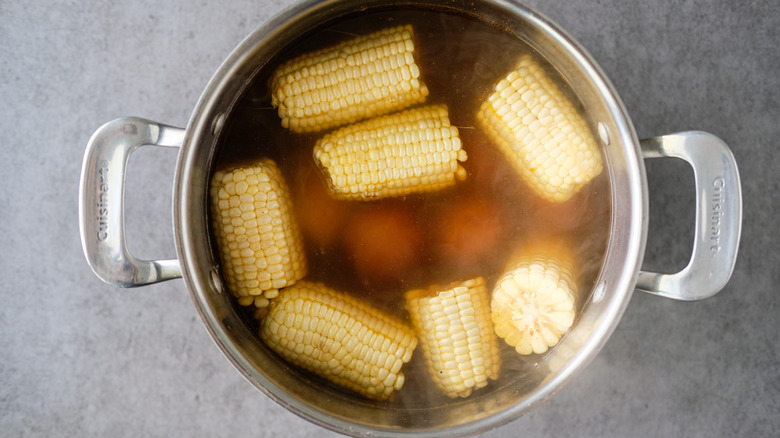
[79,117,185,287]
[637,131,741,300]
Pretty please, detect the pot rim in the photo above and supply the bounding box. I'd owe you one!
[173,0,647,436]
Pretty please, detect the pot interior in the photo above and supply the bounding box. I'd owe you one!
[175,0,646,436]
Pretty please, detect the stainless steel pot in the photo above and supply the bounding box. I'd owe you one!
[78,0,742,436]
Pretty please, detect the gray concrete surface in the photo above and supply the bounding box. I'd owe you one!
[1,0,777,437]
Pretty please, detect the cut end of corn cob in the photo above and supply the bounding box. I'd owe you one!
[406,277,501,398]
[271,24,430,133]
[260,281,418,401]
[491,248,577,355]
[313,105,468,201]
[210,158,307,311]
[478,54,603,203]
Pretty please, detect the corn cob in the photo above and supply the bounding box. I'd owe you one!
[406,277,501,398]
[313,105,467,201]
[210,158,307,312]
[491,247,577,355]
[259,281,418,401]
[271,25,429,133]
[478,54,603,203]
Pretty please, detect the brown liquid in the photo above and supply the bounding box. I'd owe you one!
[211,8,611,407]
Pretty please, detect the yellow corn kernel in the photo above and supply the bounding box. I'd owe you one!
[313,105,468,201]
[259,281,418,401]
[405,277,501,398]
[491,245,577,355]
[478,54,603,202]
[210,158,307,312]
[271,24,429,133]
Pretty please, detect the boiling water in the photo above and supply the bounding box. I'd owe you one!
[211,8,611,408]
